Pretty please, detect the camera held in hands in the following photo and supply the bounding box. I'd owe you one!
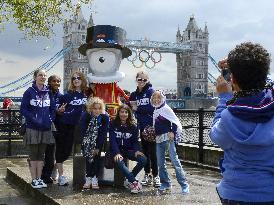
[221,69,232,82]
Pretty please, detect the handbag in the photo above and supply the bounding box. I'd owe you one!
[142,125,156,142]
[104,151,114,169]
[19,123,26,136]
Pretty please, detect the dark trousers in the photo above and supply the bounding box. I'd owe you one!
[141,138,158,177]
[217,188,274,205]
[55,123,76,163]
[220,198,274,205]
[85,154,101,178]
[41,143,55,179]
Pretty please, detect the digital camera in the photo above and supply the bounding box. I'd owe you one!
[222,69,232,82]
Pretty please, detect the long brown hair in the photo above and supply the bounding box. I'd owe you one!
[112,104,136,127]
[68,71,87,92]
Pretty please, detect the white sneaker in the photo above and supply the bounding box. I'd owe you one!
[141,174,152,186]
[37,178,47,188]
[31,179,42,189]
[51,169,58,181]
[130,181,142,194]
[58,175,69,186]
[91,176,99,189]
[123,179,131,189]
[83,177,92,189]
[153,176,161,187]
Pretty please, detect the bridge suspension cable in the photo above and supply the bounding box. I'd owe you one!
[0,44,72,95]
[0,47,66,89]
[208,73,217,85]
[207,54,222,85]
[208,54,221,73]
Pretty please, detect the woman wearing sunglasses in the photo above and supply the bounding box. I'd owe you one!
[55,71,87,186]
[129,71,161,188]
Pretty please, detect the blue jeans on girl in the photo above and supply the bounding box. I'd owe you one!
[156,139,189,192]
[115,150,147,183]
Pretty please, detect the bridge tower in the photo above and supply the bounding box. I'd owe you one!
[176,16,209,99]
[63,8,94,92]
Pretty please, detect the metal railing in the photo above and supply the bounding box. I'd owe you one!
[0,109,23,156]
[0,108,216,159]
[174,108,217,163]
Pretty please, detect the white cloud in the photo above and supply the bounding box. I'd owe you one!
[0,51,63,96]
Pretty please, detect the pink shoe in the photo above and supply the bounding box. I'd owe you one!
[130,181,142,194]
[83,177,92,189]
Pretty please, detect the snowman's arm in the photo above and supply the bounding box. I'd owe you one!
[116,85,129,102]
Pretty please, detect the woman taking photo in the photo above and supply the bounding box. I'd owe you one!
[20,69,56,189]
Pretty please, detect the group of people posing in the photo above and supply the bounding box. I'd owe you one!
[20,41,274,204]
[20,70,189,194]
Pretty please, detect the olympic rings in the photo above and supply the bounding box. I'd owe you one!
[132,59,144,68]
[127,49,138,62]
[145,60,156,69]
[127,49,162,69]
[139,50,150,62]
[151,51,162,63]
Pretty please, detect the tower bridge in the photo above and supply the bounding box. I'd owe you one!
[1,11,218,108]
[125,39,192,53]
[63,12,211,102]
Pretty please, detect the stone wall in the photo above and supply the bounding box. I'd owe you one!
[0,141,223,169]
[176,144,223,167]
[0,140,28,156]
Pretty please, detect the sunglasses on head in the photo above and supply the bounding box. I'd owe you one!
[137,78,148,82]
[72,76,81,81]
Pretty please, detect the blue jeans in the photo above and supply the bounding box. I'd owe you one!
[115,150,147,183]
[156,139,187,188]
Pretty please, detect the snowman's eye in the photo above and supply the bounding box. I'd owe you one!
[99,57,105,63]
[89,50,116,69]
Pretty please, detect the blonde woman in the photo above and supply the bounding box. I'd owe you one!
[129,71,160,187]
[79,97,109,189]
[55,71,87,186]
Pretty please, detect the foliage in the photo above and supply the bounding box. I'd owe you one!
[0,0,93,39]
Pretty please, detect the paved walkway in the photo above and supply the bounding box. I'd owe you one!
[0,157,37,205]
[2,157,222,205]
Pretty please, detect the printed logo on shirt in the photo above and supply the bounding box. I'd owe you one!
[137,98,150,106]
[69,98,87,106]
[30,99,51,107]
[114,131,132,139]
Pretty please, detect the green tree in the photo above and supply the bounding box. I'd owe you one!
[0,0,93,39]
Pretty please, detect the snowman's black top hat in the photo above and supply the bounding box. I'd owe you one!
[78,25,132,58]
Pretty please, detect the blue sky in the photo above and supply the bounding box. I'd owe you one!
[0,0,273,96]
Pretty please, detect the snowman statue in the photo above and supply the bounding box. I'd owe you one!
[78,25,131,118]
